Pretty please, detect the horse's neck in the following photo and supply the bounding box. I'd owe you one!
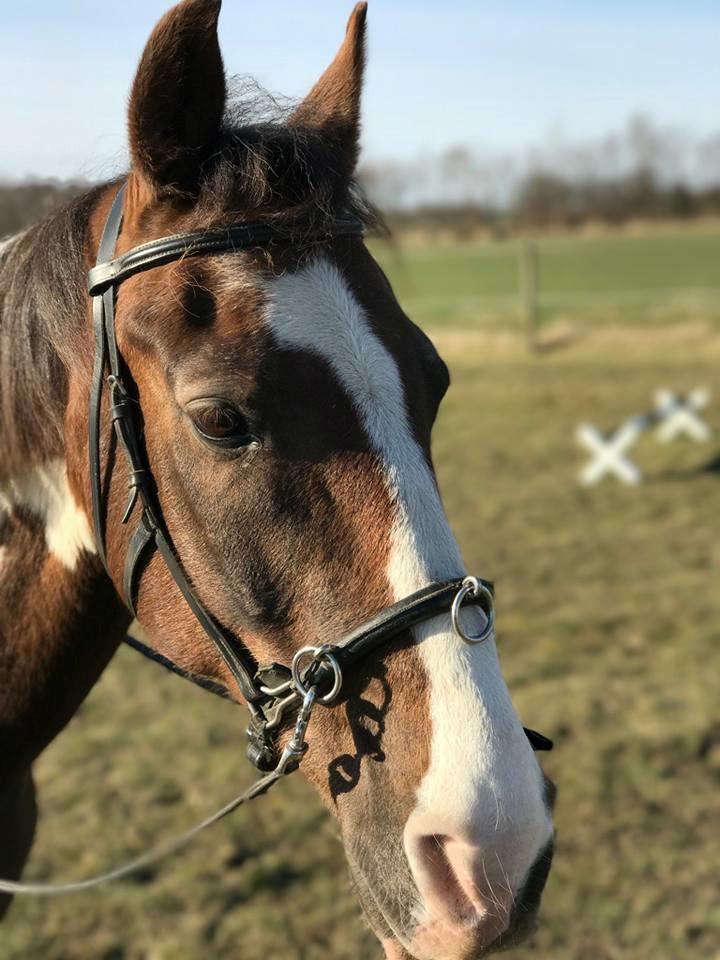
[0,484,128,773]
[0,216,92,556]
[0,197,130,774]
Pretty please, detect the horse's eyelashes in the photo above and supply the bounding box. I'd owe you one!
[199,403,242,434]
[187,400,254,449]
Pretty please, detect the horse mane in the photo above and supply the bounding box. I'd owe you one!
[0,83,381,479]
[0,185,106,478]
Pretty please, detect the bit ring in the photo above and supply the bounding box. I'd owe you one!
[451,576,495,644]
[291,645,343,704]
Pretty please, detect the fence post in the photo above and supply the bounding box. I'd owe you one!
[519,240,540,351]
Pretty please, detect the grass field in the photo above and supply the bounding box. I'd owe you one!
[3,232,720,960]
[372,228,720,332]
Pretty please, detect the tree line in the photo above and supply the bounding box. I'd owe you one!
[2,117,719,239]
[0,180,90,239]
[363,116,720,235]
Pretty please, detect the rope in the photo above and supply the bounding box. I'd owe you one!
[0,769,283,896]
[0,679,318,898]
[123,634,233,702]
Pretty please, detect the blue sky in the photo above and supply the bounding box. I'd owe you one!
[0,0,717,180]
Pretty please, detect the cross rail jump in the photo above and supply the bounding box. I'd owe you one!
[577,389,712,486]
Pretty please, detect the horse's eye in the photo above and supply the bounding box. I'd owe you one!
[188,401,254,448]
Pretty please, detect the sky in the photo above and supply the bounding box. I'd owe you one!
[0,0,718,181]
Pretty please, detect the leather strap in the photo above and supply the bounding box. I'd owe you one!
[125,633,233,701]
[89,185,127,567]
[87,218,364,296]
[129,635,554,754]
[89,184,265,707]
[523,728,553,752]
[123,516,154,614]
[336,577,493,665]
[151,521,262,704]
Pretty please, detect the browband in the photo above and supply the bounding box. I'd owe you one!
[88,217,364,296]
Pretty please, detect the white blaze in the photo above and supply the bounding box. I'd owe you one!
[265,257,550,883]
[0,460,95,571]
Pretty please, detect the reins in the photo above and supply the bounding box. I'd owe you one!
[0,635,551,898]
[0,677,319,897]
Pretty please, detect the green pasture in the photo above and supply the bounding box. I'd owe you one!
[4,318,718,960]
[372,228,720,331]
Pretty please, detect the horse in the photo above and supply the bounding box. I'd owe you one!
[0,1,555,957]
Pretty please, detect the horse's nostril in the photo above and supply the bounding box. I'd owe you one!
[403,812,554,958]
[414,835,476,920]
[406,831,514,935]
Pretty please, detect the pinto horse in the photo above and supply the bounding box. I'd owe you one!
[0,2,554,956]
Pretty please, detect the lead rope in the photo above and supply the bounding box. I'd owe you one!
[0,687,318,897]
[0,588,553,897]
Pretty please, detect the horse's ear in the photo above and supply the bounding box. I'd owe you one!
[289,3,368,175]
[128,0,226,197]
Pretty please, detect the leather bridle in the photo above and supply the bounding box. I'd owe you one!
[87,182,551,772]
[0,182,552,898]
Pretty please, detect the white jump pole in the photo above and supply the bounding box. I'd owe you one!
[576,416,647,486]
[654,388,711,443]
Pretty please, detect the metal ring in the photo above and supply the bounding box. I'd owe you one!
[291,645,343,705]
[451,576,495,644]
